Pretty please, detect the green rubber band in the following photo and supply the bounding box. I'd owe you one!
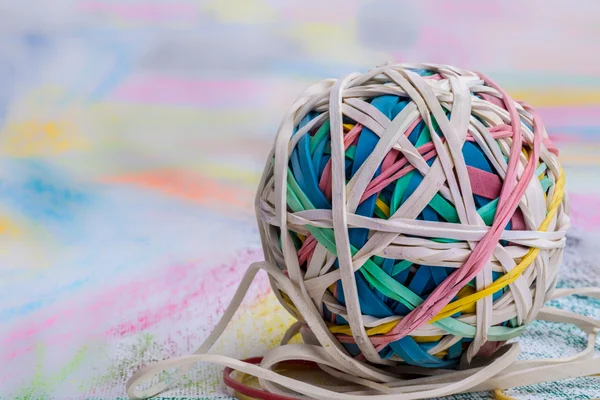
[429,193,460,223]
[309,120,331,154]
[540,177,554,192]
[477,198,499,226]
[392,260,413,276]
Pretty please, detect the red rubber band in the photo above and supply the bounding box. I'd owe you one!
[223,357,316,400]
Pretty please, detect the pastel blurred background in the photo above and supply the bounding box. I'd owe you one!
[1,1,599,399]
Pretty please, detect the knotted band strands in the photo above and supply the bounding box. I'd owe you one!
[126,64,600,400]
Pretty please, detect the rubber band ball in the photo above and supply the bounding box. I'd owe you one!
[127,63,599,400]
[255,63,569,368]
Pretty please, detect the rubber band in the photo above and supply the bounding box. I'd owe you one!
[493,389,516,400]
[224,358,312,400]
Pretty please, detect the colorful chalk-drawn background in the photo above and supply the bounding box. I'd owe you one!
[1,1,599,399]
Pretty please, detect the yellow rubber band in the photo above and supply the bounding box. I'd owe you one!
[328,317,445,342]
[329,320,397,335]
[493,389,516,400]
[376,197,390,217]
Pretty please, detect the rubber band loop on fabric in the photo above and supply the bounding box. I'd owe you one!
[225,358,311,400]
[126,262,600,400]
